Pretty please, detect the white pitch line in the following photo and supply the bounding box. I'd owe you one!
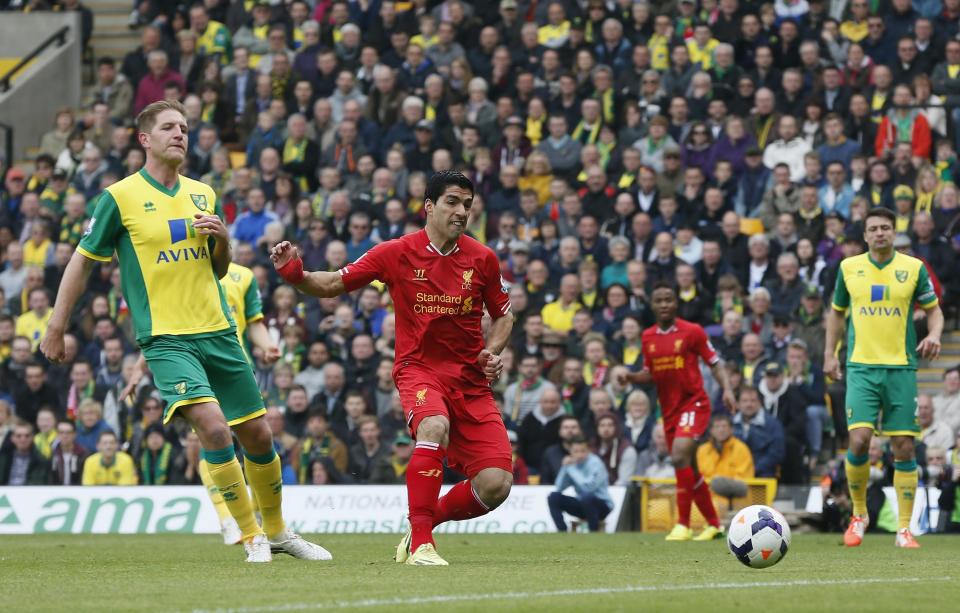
[188,576,953,613]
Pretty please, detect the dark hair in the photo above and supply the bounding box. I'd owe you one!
[425,170,474,204]
[651,280,676,294]
[865,207,896,225]
[97,57,116,68]
[569,435,589,446]
[738,386,761,401]
[711,413,733,427]
[98,430,118,442]
[57,419,76,431]
[520,351,543,363]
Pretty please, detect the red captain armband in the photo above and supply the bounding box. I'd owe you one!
[277,256,306,285]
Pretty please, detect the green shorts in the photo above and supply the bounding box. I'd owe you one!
[845,364,919,436]
[142,332,265,427]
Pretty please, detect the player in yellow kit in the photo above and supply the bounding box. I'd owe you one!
[125,261,281,545]
[824,207,943,549]
[42,100,327,563]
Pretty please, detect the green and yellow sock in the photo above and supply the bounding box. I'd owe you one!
[244,449,286,539]
[205,446,262,540]
[893,459,918,531]
[198,457,231,523]
[845,450,870,518]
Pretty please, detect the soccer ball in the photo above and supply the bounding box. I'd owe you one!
[727,505,791,569]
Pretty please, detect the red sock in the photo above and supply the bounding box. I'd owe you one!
[407,442,445,551]
[691,472,720,528]
[675,466,695,527]
[433,479,490,527]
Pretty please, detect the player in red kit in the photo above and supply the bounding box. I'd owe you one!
[270,171,515,565]
[620,282,736,541]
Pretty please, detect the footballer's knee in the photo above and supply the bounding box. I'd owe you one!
[473,468,513,509]
[847,427,873,456]
[416,415,450,447]
[889,435,915,462]
[184,402,232,449]
[233,416,274,456]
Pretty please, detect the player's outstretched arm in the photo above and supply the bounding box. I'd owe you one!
[41,252,96,362]
[822,308,846,380]
[271,241,346,298]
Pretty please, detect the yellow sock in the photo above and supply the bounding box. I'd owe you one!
[198,459,232,523]
[893,460,918,531]
[244,450,286,539]
[845,451,870,518]
[205,447,262,540]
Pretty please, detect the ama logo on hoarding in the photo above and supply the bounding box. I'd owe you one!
[157,219,209,264]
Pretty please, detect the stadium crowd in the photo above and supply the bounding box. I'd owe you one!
[0,0,959,529]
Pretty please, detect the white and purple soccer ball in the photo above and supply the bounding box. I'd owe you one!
[727,505,791,569]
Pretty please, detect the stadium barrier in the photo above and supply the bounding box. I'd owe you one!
[0,485,628,535]
[633,477,778,533]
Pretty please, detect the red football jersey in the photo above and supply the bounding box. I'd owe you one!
[641,318,720,415]
[339,230,511,391]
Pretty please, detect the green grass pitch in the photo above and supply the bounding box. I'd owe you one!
[1,533,957,612]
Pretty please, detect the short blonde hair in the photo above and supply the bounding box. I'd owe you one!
[78,398,103,418]
[136,99,187,134]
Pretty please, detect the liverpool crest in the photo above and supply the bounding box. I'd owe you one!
[462,269,474,289]
[895,270,908,283]
[190,193,208,211]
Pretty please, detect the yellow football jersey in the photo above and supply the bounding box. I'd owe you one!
[831,252,938,368]
[15,308,52,351]
[220,262,263,359]
[82,452,139,485]
[77,169,235,344]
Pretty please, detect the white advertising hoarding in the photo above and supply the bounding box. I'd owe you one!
[0,485,627,535]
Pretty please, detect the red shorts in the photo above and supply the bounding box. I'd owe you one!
[396,366,512,478]
[662,397,711,450]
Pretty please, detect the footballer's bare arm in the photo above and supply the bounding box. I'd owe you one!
[270,241,346,298]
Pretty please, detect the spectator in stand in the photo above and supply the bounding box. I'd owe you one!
[634,424,674,479]
[756,362,809,484]
[370,432,414,484]
[503,352,556,428]
[919,393,955,450]
[517,386,564,475]
[13,362,61,426]
[547,436,614,533]
[697,413,754,482]
[50,419,88,486]
[732,386,786,479]
[133,50,185,115]
[347,416,390,483]
[295,410,348,483]
[539,415,583,485]
[592,413,637,486]
[81,430,137,486]
[763,116,811,182]
[933,367,960,436]
[0,422,50,485]
[74,399,113,454]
